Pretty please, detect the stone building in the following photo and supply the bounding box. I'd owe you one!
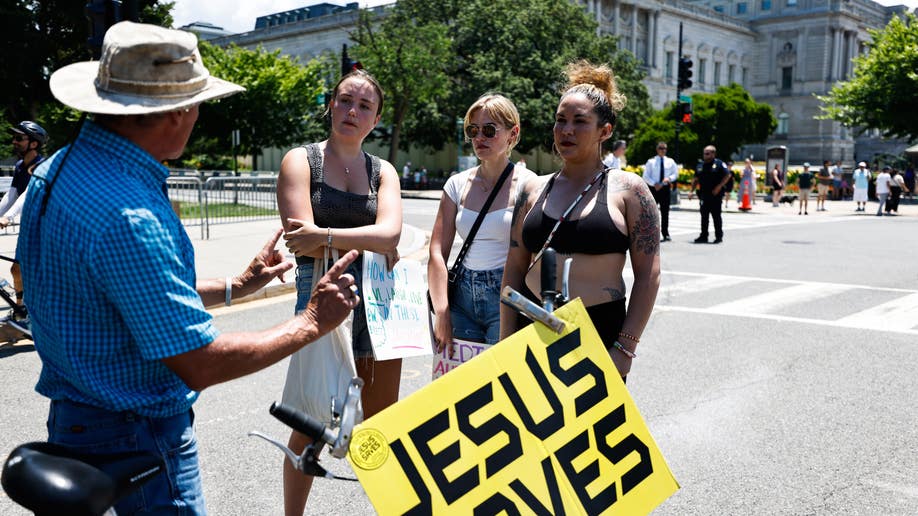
[208,0,913,169]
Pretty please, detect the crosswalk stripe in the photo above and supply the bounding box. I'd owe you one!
[707,283,852,314]
[657,275,749,297]
[834,292,918,332]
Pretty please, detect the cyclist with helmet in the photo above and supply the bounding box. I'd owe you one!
[1,121,48,333]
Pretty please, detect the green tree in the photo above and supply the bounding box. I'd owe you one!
[350,0,651,157]
[351,7,452,164]
[1,0,172,151]
[630,83,775,167]
[818,12,918,141]
[186,42,326,170]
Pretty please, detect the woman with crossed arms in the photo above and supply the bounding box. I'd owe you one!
[500,61,661,381]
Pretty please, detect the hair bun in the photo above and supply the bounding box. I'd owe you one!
[563,60,626,112]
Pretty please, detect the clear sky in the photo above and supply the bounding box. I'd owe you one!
[170,0,918,34]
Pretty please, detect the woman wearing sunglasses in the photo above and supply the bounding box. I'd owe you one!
[428,93,535,353]
[500,61,661,382]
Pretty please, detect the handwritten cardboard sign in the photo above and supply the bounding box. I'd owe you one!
[362,251,433,361]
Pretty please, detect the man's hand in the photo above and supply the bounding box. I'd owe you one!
[713,185,722,195]
[237,229,295,296]
[0,216,10,229]
[300,249,361,336]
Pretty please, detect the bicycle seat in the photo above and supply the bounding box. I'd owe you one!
[2,441,163,516]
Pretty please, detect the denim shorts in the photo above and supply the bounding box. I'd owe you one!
[449,264,503,344]
[46,399,204,515]
[295,257,373,358]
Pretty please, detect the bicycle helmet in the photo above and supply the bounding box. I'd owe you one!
[8,121,49,147]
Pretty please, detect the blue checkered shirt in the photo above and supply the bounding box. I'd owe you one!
[18,121,219,417]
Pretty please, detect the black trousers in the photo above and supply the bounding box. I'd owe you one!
[652,185,671,237]
[699,196,723,239]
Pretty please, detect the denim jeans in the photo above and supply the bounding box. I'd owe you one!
[295,258,373,358]
[47,399,204,515]
[449,264,503,344]
[876,193,889,215]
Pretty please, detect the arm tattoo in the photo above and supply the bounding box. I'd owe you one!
[510,187,531,228]
[608,172,630,193]
[509,238,519,248]
[630,183,661,256]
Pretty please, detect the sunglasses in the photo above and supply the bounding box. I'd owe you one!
[465,124,500,139]
[12,135,27,142]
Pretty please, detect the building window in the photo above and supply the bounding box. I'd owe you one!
[665,51,674,80]
[761,0,771,10]
[728,64,736,83]
[737,2,747,14]
[776,112,789,135]
[699,59,707,85]
[786,0,797,5]
[714,5,724,13]
[742,67,748,86]
[714,62,722,86]
[781,66,793,91]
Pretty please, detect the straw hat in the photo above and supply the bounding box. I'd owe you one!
[49,21,244,115]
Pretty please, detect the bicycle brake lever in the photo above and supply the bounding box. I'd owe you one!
[500,286,566,334]
[330,377,364,459]
[561,258,572,304]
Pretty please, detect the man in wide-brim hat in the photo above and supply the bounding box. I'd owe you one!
[18,21,360,514]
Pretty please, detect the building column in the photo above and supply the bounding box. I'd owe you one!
[832,28,843,80]
[649,9,657,69]
[631,5,638,56]
[613,1,620,37]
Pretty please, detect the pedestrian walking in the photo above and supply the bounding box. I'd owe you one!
[276,68,403,515]
[18,22,359,515]
[603,139,627,170]
[428,93,534,350]
[832,161,844,200]
[642,141,678,242]
[689,145,731,243]
[816,160,832,211]
[736,158,757,206]
[887,168,906,215]
[852,162,871,212]
[875,166,892,216]
[723,161,736,208]
[501,60,661,381]
[770,163,785,207]
[797,163,813,215]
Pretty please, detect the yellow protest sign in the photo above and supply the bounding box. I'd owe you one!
[348,299,679,515]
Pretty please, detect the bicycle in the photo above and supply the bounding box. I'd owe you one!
[0,254,31,342]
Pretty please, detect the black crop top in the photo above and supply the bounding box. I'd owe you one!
[521,174,630,255]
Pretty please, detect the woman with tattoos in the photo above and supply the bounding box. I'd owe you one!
[429,93,535,352]
[499,61,661,381]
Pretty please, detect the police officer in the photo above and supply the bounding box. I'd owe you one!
[689,145,731,244]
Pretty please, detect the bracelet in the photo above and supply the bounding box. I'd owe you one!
[225,276,233,307]
[611,340,636,359]
[618,331,640,344]
[327,227,332,247]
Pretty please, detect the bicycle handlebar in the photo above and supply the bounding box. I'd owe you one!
[270,402,335,447]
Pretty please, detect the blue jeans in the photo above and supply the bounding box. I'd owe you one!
[449,264,503,344]
[47,399,204,515]
[295,257,373,358]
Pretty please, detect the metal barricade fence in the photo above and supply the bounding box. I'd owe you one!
[166,173,279,239]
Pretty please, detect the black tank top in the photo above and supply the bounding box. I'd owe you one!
[297,143,381,266]
[521,174,630,255]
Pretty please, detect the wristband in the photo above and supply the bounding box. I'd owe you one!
[225,276,233,307]
[611,340,636,359]
[617,331,640,344]
[327,227,332,247]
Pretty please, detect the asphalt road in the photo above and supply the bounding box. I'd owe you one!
[2,199,917,514]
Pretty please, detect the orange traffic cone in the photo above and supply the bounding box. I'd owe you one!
[739,181,752,211]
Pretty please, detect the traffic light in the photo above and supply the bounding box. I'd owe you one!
[677,57,693,90]
[681,101,693,124]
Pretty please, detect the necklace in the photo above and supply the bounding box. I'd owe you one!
[345,167,350,175]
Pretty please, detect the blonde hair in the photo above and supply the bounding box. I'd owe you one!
[560,60,626,129]
[463,93,521,156]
